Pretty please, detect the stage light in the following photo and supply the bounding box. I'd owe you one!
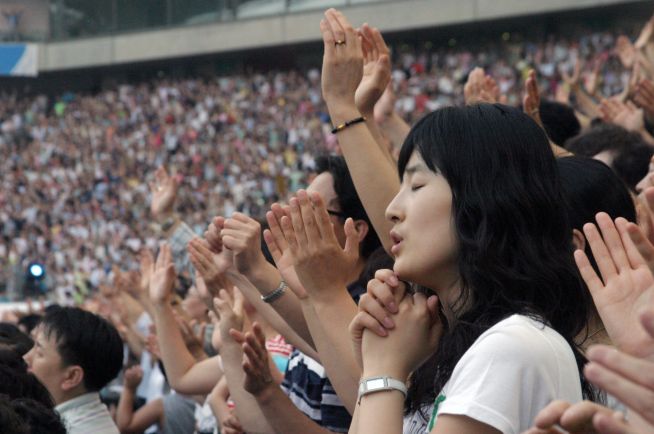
[29,264,44,278]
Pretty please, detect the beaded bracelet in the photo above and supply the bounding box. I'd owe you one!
[331,116,366,134]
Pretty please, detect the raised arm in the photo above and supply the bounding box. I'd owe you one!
[149,243,224,395]
[116,366,165,434]
[321,9,399,252]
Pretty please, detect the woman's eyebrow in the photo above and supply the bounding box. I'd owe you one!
[404,163,428,176]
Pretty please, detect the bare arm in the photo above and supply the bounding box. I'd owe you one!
[116,366,165,434]
[320,11,400,253]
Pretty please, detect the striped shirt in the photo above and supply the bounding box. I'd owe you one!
[281,282,365,433]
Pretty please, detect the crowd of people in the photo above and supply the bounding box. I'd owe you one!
[1,5,654,434]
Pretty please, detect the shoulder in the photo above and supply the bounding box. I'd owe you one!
[461,314,575,369]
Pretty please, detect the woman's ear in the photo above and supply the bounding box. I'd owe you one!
[572,228,586,251]
[353,220,370,244]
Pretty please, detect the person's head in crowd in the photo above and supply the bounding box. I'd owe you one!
[0,323,33,356]
[312,155,381,261]
[17,314,42,337]
[10,398,67,434]
[565,123,654,191]
[559,156,637,255]
[558,156,637,343]
[0,349,54,408]
[23,306,123,405]
[0,395,28,434]
[539,100,581,147]
[390,103,595,413]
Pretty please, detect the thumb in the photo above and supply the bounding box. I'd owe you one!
[233,287,245,317]
[343,218,360,257]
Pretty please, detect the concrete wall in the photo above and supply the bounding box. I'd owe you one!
[38,0,643,72]
[0,0,49,40]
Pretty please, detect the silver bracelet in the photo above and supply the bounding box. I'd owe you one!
[261,279,287,303]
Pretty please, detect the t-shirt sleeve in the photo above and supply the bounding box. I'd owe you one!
[435,323,574,434]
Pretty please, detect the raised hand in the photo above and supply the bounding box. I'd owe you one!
[213,288,246,338]
[599,98,646,133]
[204,216,226,254]
[188,237,232,297]
[523,69,544,128]
[149,243,176,305]
[464,67,502,105]
[634,79,654,121]
[359,292,442,381]
[123,365,144,391]
[616,35,637,69]
[574,213,654,359]
[355,24,391,116]
[220,213,267,276]
[138,249,154,297]
[175,313,206,356]
[320,9,364,116]
[263,204,309,298]
[280,190,361,300]
[149,166,178,222]
[231,322,275,397]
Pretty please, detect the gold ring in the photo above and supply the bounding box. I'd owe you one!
[335,40,346,46]
[531,109,539,115]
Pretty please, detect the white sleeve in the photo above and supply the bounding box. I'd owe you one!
[435,321,581,434]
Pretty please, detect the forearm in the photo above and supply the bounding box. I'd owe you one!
[219,340,275,434]
[328,104,399,252]
[379,112,410,154]
[255,385,336,434]
[116,387,136,431]
[355,389,404,434]
[572,86,600,119]
[152,302,215,394]
[123,324,145,360]
[302,292,361,413]
[228,271,319,360]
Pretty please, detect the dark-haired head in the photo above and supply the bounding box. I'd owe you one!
[539,100,581,147]
[23,307,123,403]
[7,397,66,434]
[314,155,382,259]
[565,123,653,191]
[0,349,54,408]
[558,156,636,276]
[392,104,595,413]
[0,323,33,356]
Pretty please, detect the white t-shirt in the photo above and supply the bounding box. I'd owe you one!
[403,314,582,434]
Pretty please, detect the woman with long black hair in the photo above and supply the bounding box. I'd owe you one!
[318,9,597,434]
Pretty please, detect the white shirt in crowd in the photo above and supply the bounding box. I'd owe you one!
[55,392,119,434]
[403,314,583,434]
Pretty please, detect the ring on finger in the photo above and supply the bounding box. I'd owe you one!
[335,40,346,46]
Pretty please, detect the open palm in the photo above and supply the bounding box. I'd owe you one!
[576,214,654,359]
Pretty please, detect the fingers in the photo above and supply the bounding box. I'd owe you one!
[582,221,617,283]
[584,353,654,423]
[320,18,335,56]
[324,9,346,47]
[592,412,635,434]
[595,213,631,272]
[587,344,654,392]
[534,400,571,429]
[349,310,388,339]
[367,270,404,313]
[310,192,339,244]
[573,249,605,299]
[359,293,395,331]
[343,218,361,258]
[280,213,299,254]
[297,190,321,245]
[560,401,613,432]
[615,218,647,269]
[625,221,654,273]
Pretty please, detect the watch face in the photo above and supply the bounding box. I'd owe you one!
[367,378,386,389]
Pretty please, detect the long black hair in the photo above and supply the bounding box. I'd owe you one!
[397,104,596,416]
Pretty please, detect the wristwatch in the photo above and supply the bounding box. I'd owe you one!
[358,376,408,403]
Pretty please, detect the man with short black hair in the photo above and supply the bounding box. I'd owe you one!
[23,306,123,434]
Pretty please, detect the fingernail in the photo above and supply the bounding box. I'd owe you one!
[383,317,394,328]
[388,302,398,313]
